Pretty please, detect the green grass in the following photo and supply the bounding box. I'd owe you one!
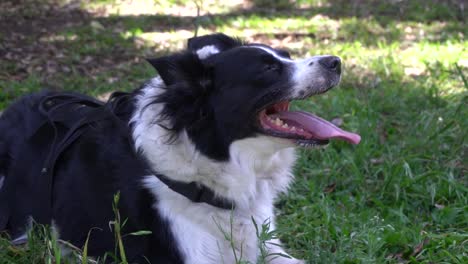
[281,64,467,263]
[0,0,467,263]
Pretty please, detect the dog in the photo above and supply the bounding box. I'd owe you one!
[0,33,360,263]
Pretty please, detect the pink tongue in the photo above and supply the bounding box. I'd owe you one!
[275,111,361,144]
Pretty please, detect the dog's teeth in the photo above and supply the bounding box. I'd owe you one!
[283,123,289,128]
[275,118,283,126]
[291,126,296,131]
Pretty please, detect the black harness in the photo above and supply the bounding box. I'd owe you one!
[2,92,234,230]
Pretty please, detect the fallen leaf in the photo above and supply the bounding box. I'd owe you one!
[90,21,104,31]
[411,238,430,256]
[370,157,384,165]
[386,253,404,262]
[323,183,336,193]
[82,56,93,64]
[107,77,118,84]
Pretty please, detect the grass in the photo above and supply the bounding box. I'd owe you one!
[282,64,467,263]
[0,0,466,263]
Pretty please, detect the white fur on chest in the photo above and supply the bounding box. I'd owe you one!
[143,177,260,264]
[141,142,296,264]
[143,166,291,263]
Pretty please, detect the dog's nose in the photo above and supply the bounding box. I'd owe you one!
[318,56,341,74]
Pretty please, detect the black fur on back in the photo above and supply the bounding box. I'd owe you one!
[0,91,184,263]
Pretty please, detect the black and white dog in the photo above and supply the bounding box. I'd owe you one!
[0,33,360,263]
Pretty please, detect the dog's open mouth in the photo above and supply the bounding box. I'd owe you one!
[258,101,361,147]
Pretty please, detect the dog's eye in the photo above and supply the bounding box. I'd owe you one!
[263,64,279,72]
[261,54,279,72]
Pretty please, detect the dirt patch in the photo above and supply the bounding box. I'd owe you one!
[0,0,141,82]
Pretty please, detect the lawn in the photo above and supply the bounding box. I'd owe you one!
[0,0,466,263]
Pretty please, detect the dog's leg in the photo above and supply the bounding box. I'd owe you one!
[265,239,305,264]
[260,217,304,264]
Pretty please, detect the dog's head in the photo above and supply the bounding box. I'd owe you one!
[146,33,360,160]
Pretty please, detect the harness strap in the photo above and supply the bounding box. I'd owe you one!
[36,93,115,223]
[33,92,234,224]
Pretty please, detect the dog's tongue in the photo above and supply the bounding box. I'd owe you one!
[276,111,361,144]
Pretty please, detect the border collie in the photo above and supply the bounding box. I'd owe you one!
[0,33,360,263]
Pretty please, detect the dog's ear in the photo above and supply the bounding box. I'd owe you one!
[188,33,241,60]
[147,53,206,86]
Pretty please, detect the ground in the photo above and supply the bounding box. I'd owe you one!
[0,0,466,263]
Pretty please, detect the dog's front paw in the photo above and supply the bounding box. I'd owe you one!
[289,259,305,264]
[269,257,305,264]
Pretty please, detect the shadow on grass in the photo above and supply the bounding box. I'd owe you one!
[0,0,465,103]
[249,0,466,23]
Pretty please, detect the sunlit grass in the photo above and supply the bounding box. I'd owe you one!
[84,0,243,16]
